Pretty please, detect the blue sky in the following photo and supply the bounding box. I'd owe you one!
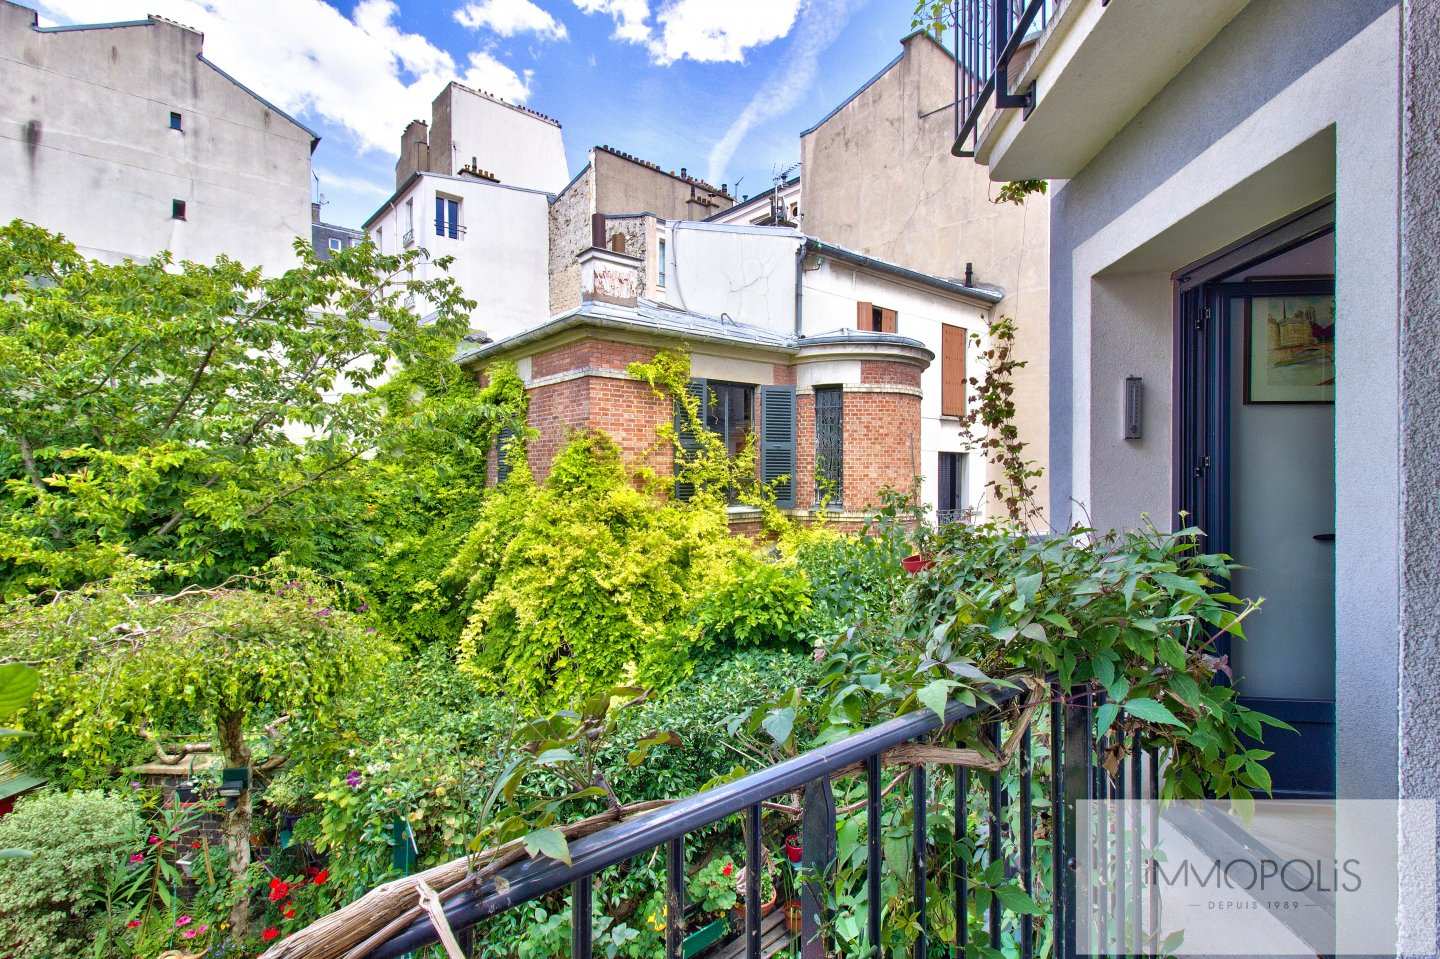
[39,0,926,228]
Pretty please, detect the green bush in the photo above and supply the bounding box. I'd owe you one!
[450,432,811,707]
[0,790,141,956]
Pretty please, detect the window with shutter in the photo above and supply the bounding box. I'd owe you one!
[759,385,797,508]
[941,323,968,416]
[856,301,873,330]
[495,426,516,483]
[673,379,707,501]
[814,386,843,507]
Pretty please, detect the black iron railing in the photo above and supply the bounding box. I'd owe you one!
[366,680,1161,959]
[950,0,1064,157]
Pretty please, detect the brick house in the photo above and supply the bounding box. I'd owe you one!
[463,218,1000,526]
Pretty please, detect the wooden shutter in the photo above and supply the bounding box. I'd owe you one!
[759,385,797,508]
[856,301,873,330]
[495,426,516,483]
[880,308,898,334]
[941,324,967,416]
[938,452,955,513]
[673,379,707,501]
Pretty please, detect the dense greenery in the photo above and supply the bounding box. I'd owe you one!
[0,226,1280,958]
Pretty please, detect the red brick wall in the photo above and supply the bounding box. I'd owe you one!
[526,377,590,481]
[583,375,673,479]
[860,360,923,388]
[796,392,816,508]
[841,391,923,509]
[532,339,657,378]
[505,339,669,482]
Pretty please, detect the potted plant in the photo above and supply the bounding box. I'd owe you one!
[901,553,935,574]
[784,898,803,934]
[686,857,739,954]
[730,863,778,929]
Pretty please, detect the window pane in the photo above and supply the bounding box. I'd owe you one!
[815,386,843,506]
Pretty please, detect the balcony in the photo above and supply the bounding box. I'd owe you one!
[952,0,1253,180]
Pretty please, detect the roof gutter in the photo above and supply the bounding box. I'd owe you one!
[803,238,1004,304]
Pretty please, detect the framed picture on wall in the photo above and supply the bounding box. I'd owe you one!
[1244,294,1335,403]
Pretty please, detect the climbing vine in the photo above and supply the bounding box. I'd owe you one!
[958,316,1043,525]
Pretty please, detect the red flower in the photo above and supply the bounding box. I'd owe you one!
[261,926,281,942]
[268,877,291,902]
[283,905,296,919]
[312,868,329,886]
[191,840,202,849]
[126,919,142,928]
[721,863,733,877]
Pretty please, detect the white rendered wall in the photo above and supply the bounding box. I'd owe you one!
[437,85,568,195]
[0,10,313,272]
[366,174,550,339]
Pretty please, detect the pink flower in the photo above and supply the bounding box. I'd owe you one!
[175,914,192,927]
[129,853,144,864]
[181,929,197,939]
[196,924,208,935]
[147,835,161,845]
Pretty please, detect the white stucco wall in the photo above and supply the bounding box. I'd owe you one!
[365,173,550,339]
[433,83,568,195]
[0,6,313,272]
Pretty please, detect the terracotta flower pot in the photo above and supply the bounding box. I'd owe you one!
[901,553,936,574]
[784,899,803,933]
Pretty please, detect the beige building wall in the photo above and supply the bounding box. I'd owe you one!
[800,31,1051,525]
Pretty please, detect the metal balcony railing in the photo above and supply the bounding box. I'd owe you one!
[950,0,1069,157]
[366,679,1159,959]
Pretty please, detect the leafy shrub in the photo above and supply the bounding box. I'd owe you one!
[450,432,810,707]
[693,550,813,651]
[0,790,141,956]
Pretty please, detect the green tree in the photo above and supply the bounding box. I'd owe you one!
[0,220,475,594]
[0,568,389,941]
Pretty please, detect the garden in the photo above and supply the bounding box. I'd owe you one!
[0,221,1283,958]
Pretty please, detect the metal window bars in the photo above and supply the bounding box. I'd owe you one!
[366,678,1162,959]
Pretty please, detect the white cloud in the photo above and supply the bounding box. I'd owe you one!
[573,0,797,63]
[573,0,652,44]
[706,0,858,183]
[37,0,535,155]
[649,0,800,64]
[455,0,568,40]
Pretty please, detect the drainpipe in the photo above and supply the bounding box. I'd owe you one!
[794,240,805,337]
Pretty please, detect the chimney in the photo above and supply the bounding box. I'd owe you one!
[680,167,687,179]
[311,201,321,224]
[964,262,974,287]
[578,244,640,307]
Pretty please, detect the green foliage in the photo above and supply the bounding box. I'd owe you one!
[348,360,531,650]
[0,789,141,957]
[626,349,788,529]
[995,179,1049,205]
[0,567,388,786]
[451,431,810,706]
[0,220,474,595]
[693,550,813,650]
[956,316,1043,524]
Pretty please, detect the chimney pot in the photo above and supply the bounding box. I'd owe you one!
[964,262,974,287]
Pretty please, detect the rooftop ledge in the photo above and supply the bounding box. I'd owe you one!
[971,0,1252,180]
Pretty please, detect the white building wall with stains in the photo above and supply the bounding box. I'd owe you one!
[0,3,315,272]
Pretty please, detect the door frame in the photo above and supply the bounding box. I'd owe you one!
[1172,229,1338,799]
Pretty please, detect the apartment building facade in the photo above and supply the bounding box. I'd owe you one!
[0,2,316,272]
[955,8,1440,947]
[800,30,1052,526]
